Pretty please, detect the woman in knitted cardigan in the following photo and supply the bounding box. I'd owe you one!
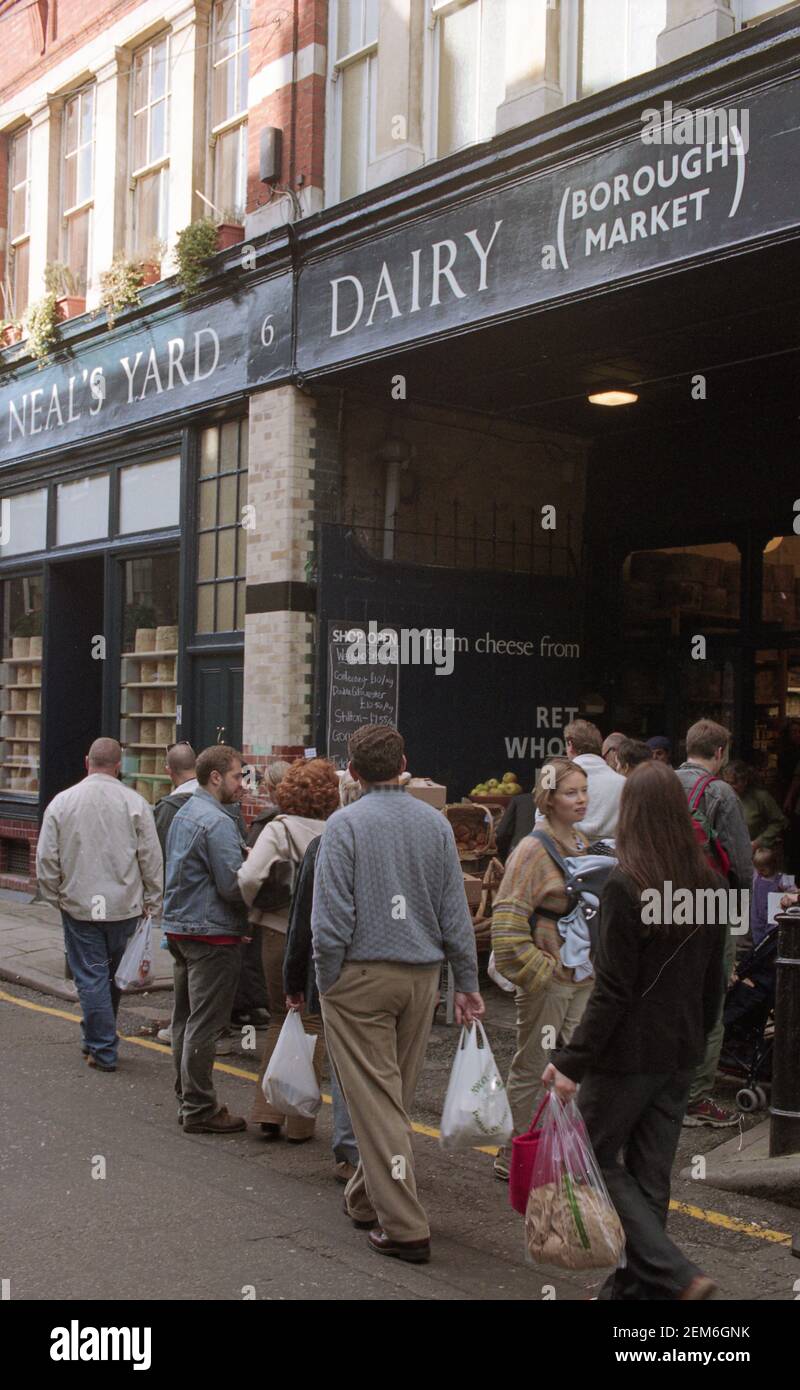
[490,757,591,1181]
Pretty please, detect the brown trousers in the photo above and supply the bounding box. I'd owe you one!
[249,926,324,1138]
[321,959,440,1242]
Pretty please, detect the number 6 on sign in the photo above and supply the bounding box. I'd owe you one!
[261,315,275,348]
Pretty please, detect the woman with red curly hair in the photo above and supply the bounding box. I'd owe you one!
[238,757,341,1140]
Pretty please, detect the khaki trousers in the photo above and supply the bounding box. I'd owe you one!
[506,976,593,1135]
[321,960,440,1242]
[249,926,324,1138]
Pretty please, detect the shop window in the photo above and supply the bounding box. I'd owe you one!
[62,86,95,297]
[623,543,741,633]
[196,420,248,634]
[429,0,505,159]
[56,474,109,546]
[578,0,666,99]
[330,0,378,200]
[0,574,44,800]
[762,535,800,631]
[119,552,180,805]
[130,35,170,258]
[119,456,180,534]
[0,489,47,558]
[210,0,250,219]
[6,126,31,319]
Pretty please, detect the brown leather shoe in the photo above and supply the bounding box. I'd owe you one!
[341,1196,378,1231]
[678,1275,717,1301]
[368,1228,431,1263]
[183,1106,246,1134]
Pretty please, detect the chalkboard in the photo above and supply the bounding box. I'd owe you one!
[326,620,400,766]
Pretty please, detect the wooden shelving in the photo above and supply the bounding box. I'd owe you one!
[119,628,177,805]
[0,646,42,796]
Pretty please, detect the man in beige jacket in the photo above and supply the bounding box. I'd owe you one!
[36,737,163,1071]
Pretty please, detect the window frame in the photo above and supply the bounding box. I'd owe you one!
[7,125,31,319]
[60,84,96,295]
[194,417,248,638]
[129,33,171,255]
[425,0,503,163]
[571,0,668,103]
[326,0,379,204]
[209,0,250,219]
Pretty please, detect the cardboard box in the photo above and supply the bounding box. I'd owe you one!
[406,777,446,810]
[463,873,482,913]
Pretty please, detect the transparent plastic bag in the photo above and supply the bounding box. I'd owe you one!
[262,1009,321,1118]
[114,919,153,992]
[440,1021,513,1151]
[524,1090,625,1271]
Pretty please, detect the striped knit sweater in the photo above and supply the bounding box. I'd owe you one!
[491,818,591,991]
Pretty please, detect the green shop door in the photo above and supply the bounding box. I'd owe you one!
[191,654,243,751]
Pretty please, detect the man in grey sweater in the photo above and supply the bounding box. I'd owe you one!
[312,724,483,1263]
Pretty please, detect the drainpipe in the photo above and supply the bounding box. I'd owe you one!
[377,440,410,560]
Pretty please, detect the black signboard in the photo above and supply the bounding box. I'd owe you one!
[298,74,800,372]
[326,619,400,766]
[317,530,581,798]
[0,270,293,466]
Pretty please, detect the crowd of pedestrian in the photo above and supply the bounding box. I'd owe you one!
[34,708,793,1295]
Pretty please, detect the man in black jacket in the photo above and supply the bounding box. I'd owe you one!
[154,743,198,857]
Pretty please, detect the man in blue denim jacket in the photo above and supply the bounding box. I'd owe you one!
[163,744,249,1133]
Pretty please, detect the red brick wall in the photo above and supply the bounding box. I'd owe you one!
[246,0,327,216]
[0,0,143,101]
[0,815,38,890]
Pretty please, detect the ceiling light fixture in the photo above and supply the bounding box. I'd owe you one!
[587,390,639,406]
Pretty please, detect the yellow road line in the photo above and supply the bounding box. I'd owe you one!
[1,986,792,1245]
[668,1199,791,1246]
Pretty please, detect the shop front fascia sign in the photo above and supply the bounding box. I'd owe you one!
[0,271,293,465]
[297,74,800,372]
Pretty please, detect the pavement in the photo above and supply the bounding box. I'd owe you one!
[682,1118,800,1202]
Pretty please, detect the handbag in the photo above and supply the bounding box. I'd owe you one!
[510,1094,557,1214]
[251,816,294,912]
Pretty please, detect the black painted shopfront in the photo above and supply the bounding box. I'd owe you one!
[2,5,800,861]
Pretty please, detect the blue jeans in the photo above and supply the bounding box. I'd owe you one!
[329,1060,359,1167]
[62,913,138,1068]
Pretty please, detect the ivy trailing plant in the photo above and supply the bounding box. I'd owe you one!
[25,292,60,365]
[174,218,219,302]
[98,256,146,330]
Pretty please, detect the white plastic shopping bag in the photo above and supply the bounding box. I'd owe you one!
[439,1020,512,1151]
[262,1009,321,1118]
[114,918,153,992]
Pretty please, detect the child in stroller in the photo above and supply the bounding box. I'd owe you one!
[719,924,777,1112]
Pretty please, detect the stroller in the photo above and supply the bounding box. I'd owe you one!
[719,925,777,1113]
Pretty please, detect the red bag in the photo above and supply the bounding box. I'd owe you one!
[687,773,731,879]
[510,1095,556,1214]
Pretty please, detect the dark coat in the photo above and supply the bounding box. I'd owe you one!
[283,836,322,1013]
[496,792,535,862]
[154,789,194,859]
[552,868,726,1081]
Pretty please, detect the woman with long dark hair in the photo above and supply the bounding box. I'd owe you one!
[542,760,726,1301]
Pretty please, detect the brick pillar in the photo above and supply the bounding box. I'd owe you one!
[243,385,327,770]
[657,0,735,66]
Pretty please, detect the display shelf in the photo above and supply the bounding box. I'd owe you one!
[121,649,178,659]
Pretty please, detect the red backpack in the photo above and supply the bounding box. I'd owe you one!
[687,773,731,879]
